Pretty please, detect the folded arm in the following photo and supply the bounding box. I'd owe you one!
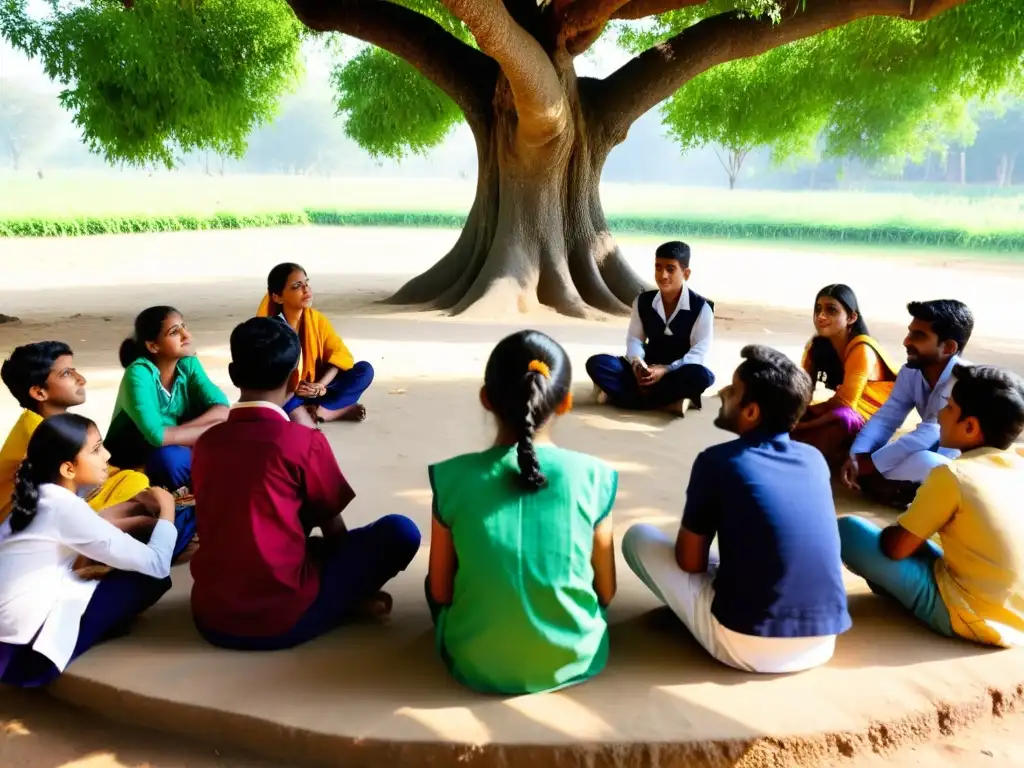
[849,370,916,460]
[58,499,175,579]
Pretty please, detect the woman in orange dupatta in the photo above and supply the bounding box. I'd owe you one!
[257,263,374,427]
[794,284,899,470]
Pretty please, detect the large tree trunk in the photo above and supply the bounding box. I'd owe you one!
[384,64,648,319]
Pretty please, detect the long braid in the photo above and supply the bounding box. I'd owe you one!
[516,370,548,491]
[10,460,40,534]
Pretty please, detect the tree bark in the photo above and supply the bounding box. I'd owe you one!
[387,65,649,318]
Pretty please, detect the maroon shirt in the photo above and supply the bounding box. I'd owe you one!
[190,404,354,636]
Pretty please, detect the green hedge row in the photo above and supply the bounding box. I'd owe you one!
[3,208,1023,252]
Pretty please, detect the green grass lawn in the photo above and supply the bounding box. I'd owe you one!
[2,171,1023,250]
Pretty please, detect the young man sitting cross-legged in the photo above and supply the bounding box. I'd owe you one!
[839,364,1024,648]
[622,345,851,673]
[189,317,421,651]
[586,241,715,417]
[841,299,974,510]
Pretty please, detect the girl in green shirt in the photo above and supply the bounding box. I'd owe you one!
[106,306,229,494]
[427,330,618,694]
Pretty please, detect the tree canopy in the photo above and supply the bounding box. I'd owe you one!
[2,0,1019,170]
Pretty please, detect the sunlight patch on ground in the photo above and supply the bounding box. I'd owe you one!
[394,707,492,744]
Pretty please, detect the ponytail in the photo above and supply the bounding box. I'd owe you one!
[10,460,40,534]
[10,413,94,533]
[516,369,548,491]
[119,337,146,368]
[482,330,572,493]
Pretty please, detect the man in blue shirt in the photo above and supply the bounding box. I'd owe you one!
[586,241,715,417]
[622,345,851,673]
[841,300,974,510]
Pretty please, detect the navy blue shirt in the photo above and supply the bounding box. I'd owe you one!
[682,430,851,638]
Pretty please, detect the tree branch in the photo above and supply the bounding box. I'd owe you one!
[563,0,631,33]
[612,0,706,21]
[285,0,498,126]
[599,0,970,134]
[442,0,569,144]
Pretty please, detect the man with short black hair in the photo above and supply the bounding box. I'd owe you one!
[190,317,421,651]
[839,364,1024,647]
[842,299,975,509]
[622,345,850,673]
[586,241,715,416]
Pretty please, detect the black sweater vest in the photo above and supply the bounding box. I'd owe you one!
[637,288,713,365]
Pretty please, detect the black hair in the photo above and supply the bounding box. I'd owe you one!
[228,317,300,391]
[266,262,306,317]
[907,299,974,354]
[807,284,871,390]
[1,341,74,411]
[483,330,571,491]
[119,306,179,368]
[655,241,691,268]
[950,364,1024,450]
[737,344,813,434]
[11,413,95,534]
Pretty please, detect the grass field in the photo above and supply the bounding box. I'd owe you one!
[2,172,1023,251]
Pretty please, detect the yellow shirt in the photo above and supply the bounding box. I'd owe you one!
[0,410,148,522]
[0,410,43,523]
[898,447,1024,647]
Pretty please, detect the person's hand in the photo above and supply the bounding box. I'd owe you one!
[132,488,164,516]
[639,365,668,387]
[147,487,177,522]
[840,457,860,490]
[295,381,318,398]
[631,359,649,383]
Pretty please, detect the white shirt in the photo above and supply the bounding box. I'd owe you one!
[850,355,963,474]
[626,286,714,370]
[0,484,175,671]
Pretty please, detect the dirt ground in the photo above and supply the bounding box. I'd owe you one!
[1,227,1023,767]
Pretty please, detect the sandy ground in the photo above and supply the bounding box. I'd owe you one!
[1,228,1024,767]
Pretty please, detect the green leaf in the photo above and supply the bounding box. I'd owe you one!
[331,45,463,160]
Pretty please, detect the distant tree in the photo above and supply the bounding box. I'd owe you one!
[968,103,1023,186]
[0,79,61,170]
[715,144,751,190]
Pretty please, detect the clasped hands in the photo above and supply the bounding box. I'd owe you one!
[632,359,668,389]
[296,381,327,399]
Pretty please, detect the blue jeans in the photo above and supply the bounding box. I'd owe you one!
[838,515,954,637]
[0,571,172,688]
[284,362,375,414]
[585,354,714,410]
[146,445,192,491]
[197,514,421,651]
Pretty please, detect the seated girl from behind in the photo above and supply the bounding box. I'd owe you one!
[257,263,374,427]
[427,330,618,695]
[0,415,176,688]
[105,306,229,494]
[794,284,899,469]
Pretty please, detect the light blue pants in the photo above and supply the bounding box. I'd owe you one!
[837,515,954,637]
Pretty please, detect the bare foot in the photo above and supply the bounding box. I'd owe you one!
[663,398,691,418]
[592,385,609,405]
[355,590,393,620]
[317,403,367,423]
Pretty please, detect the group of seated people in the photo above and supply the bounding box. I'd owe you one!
[0,245,1021,695]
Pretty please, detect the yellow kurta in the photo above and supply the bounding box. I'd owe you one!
[0,410,149,522]
[802,334,900,419]
[256,296,355,394]
[899,448,1024,648]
